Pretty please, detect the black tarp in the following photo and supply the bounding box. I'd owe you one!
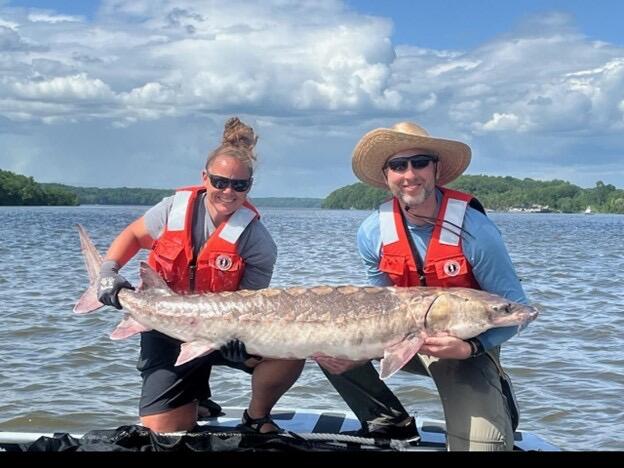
[3,425,406,453]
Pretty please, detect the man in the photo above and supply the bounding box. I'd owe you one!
[315,122,527,451]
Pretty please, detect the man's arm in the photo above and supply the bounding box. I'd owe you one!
[357,213,394,286]
[418,208,528,359]
[463,211,529,350]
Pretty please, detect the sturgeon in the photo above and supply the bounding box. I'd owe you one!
[74,224,538,379]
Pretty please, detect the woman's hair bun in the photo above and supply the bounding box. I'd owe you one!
[222,117,258,150]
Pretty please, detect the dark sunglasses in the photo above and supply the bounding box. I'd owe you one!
[384,154,438,172]
[207,174,253,192]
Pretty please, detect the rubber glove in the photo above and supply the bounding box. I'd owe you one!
[220,339,260,363]
[97,260,135,310]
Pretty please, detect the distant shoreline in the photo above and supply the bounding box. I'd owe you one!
[2,169,623,213]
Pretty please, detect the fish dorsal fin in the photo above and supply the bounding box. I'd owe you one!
[138,261,174,295]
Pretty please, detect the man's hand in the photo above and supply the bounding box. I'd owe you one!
[220,339,260,363]
[313,355,369,375]
[97,260,134,310]
[418,334,472,360]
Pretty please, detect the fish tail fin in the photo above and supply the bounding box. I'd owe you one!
[73,224,105,314]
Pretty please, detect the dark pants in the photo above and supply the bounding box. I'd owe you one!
[320,362,413,432]
[137,330,253,416]
[322,348,518,451]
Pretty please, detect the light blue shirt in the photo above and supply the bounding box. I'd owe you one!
[357,189,528,350]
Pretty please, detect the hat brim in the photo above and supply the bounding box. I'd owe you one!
[352,128,471,189]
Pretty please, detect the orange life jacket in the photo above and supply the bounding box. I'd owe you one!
[147,185,259,294]
[378,187,481,289]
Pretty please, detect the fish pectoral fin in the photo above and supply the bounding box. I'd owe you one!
[379,334,425,381]
[175,341,216,366]
[110,314,152,340]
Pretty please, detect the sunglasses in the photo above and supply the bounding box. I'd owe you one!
[207,174,253,192]
[384,154,438,173]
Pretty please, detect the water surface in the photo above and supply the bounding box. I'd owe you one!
[0,206,622,450]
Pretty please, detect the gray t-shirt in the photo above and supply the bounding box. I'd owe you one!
[144,194,277,290]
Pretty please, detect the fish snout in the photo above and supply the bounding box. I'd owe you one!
[490,302,539,329]
[518,305,540,331]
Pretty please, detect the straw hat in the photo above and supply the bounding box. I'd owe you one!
[352,122,471,189]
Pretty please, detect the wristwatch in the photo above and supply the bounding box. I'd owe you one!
[466,337,485,358]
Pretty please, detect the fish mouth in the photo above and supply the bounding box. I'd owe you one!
[518,306,539,331]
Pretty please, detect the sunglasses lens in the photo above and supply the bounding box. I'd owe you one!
[410,159,431,169]
[210,176,229,189]
[232,180,251,192]
[209,174,251,192]
[386,155,436,172]
[387,159,409,172]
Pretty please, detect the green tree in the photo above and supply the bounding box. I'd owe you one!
[324,175,624,213]
[0,169,78,206]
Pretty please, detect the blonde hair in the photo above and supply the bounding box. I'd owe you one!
[205,117,258,176]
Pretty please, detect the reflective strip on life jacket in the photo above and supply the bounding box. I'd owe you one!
[439,198,468,246]
[379,200,399,245]
[167,190,193,231]
[218,206,257,244]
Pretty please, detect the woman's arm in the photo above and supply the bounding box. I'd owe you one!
[104,216,155,267]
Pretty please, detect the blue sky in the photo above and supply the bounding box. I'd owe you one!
[1,0,624,197]
[350,0,624,49]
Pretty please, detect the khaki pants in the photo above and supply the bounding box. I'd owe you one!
[322,347,516,451]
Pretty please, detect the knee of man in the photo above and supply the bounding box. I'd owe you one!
[446,424,514,452]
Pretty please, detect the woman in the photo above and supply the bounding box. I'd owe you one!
[96,117,304,433]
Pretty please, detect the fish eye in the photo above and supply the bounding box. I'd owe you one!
[494,304,512,314]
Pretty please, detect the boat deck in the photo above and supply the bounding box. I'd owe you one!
[0,406,559,452]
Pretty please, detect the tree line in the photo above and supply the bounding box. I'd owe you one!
[1,170,322,207]
[3,168,623,213]
[42,183,175,205]
[322,175,624,214]
[0,169,78,205]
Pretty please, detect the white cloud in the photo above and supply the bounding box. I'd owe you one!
[1,2,624,193]
[427,59,481,77]
[478,112,523,132]
[3,0,620,134]
[0,17,18,29]
[27,12,83,24]
[1,0,404,122]
[10,73,114,101]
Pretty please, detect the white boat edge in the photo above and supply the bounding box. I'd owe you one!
[0,406,560,451]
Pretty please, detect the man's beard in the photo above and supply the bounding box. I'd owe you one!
[391,184,435,209]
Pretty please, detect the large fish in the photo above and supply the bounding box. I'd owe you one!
[74,224,538,379]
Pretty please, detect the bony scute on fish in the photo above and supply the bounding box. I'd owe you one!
[73,224,539,380]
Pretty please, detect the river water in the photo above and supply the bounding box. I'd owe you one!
[0,206,622,450]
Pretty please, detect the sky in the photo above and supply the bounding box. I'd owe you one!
[1,0,624,197]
